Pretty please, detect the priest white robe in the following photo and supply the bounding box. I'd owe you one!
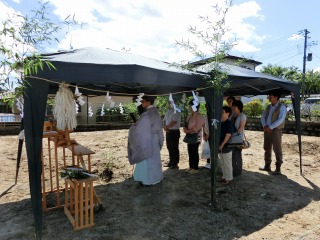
[128,106,164,185]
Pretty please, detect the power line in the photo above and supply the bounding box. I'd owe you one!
[275,53,301,65]
[311,50,320,60]
[257,46,301,59]
[257,33,299,49]
[253,47,301,64]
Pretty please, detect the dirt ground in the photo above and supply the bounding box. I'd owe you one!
[0,129,320,240]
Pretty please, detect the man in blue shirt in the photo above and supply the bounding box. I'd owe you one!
[259,90,287,175]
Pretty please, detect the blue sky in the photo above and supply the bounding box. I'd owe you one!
[1,0,320,72]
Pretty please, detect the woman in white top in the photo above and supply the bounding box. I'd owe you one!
[231,100,247,177]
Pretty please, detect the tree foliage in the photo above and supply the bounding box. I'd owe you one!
[243,99,264,118]
[304,71,320,96]
[0,0,78,104]
[260,64,320,96]
[175,0,235,94]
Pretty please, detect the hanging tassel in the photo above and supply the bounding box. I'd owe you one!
[53,83,78,131]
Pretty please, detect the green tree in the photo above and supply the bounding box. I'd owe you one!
[304,71,320,96]
[260,64,301,82]
[175,0,235,93]
[260,64,320,96]
[243,99,264,118]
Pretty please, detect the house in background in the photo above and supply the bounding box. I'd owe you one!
[46,94,133,125]
[191,54,262,71]
[76,95,133,124]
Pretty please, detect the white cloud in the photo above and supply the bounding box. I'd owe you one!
[0,1,18,21]
[30,0,266,62]
[289,34,303,40]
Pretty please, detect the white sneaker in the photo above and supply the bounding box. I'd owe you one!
[204,163,211,169]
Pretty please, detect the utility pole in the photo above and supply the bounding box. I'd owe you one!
[301,29,309,101]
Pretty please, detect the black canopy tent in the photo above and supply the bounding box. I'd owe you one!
[23,47,301,239]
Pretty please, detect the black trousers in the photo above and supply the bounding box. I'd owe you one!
[187,142,200,170]
[232,147,243,177]
[166,130,180,166]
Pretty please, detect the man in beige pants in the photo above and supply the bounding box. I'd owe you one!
[259,90,287,175]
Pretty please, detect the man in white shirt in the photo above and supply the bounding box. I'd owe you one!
[163,101,181,169]
[259,90,287,175]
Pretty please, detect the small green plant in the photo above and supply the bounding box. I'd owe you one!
[59,169,89,179]
[99,152,115,182]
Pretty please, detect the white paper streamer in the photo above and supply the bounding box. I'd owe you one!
[191,91,199,112]
[101,104,105,116]
[74,85,86,106]
[181,93,186,104]
[75,102,79,114]
[169,93,173,102]
[192,91,199,102]
[119,103,124,114]
[88,104,93,117]
[135,93,144,106]
[173,103,181,113]
[105,91,112,101]
[78,98,85,106]
[74,85,81,96]
[211,119,219,129]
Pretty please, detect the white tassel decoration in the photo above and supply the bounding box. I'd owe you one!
[53,84,78,130]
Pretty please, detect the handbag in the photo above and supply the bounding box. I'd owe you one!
[183,114,199,144]
[201,140,210,159]
[183,133,199,144]
[237,133,251,149]
[227,132,243,144]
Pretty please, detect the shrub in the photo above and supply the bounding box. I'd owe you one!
[243,99,264,118]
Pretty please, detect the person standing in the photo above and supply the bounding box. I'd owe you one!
[202,114,211,169]
[183,99,205,174]
[231,100,247,177]
[227,96,235,119]
[128,96,164,185]
[227,96,235,108]
[219,106,233,185]
[163,101,181,169]
[259,90,287,175]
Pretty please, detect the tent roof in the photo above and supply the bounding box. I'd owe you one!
[195,62,298,97]
[43,47,182,70]
[39,47,204,95]
[37,47,299,97]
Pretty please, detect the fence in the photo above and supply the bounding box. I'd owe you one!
[0,114,21,127]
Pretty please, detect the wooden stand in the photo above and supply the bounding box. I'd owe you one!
[64,176,98,230]
[42,131,63,211]
[41,131,80,212]
[68,144,95,172]
[42,129,101,216]
[68,144,101,205]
